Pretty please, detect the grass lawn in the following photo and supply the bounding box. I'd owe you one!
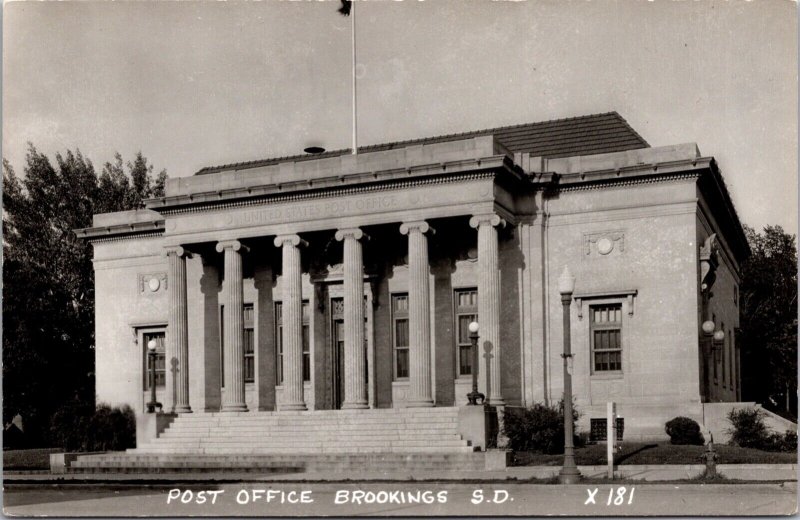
[512,442,798,466]
[3,448,62,470]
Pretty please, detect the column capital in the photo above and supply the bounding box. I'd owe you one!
[273,234,308,248]
[399,220,435,236]
[215,240,249,253]
[162,245,191,259]
[469,214,506,229]
[335,228,369,242]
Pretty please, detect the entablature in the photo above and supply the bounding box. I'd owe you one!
[74,220,165,242]
[144,154,525,215]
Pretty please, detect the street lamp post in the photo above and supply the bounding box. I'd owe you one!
[558,266,581,484]
[146,339,162,414]
[701,320,715,401]
[466,321,485,405]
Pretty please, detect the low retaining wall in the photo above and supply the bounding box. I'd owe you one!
[49,452,106,474]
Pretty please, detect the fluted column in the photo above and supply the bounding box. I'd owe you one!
[164,246,192,413]
[216,240,249,412]
[274,234,308,411]
[400,221,435,407]
[469,214,506,406]
[335,228,369,409]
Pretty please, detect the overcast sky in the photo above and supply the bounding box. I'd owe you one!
[3,0,797,234]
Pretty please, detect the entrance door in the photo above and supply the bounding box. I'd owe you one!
[332,318,345,409]
[330,297,369,409]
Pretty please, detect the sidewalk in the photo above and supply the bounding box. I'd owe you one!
[4,463,796,484]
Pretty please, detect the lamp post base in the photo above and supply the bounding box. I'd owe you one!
[558,465,582,484]
[466,391,485,406]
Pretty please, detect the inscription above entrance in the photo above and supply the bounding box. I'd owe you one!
[228,194,401,227]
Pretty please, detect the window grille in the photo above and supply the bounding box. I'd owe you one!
[589,418,624,442]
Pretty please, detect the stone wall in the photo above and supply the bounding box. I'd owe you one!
[94,236,168,413]
[539,178,702,437]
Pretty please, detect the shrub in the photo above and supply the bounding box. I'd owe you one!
[760,430,798,453]
[502,400,579,454]
[727,408,770,449]
[664,416,705,445]
[727,408,799,452]
[781,430,798,451]
[49,403,136,452]
[87,404,136,451]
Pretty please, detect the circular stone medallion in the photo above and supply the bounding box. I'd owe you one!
[597,237,614,255]
[148,277,161,292]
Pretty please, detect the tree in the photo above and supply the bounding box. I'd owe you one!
[2,145,166,446]
[738,225,798,419]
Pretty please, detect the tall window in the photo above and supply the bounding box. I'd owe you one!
[590,304,622,373]
[721,322,727,388]
[392,294,409,379]
[243,304,255,383]
[455,288,478,377]
[220,304,256,386]
[729,329,735,392]
[712,313,718,382]
[143,330,166,390]
[275,301,311,384]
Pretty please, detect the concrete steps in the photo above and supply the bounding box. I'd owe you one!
[70,407,482,473]
[134,407,470,455]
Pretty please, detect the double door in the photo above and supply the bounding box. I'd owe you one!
[330,297,369,409]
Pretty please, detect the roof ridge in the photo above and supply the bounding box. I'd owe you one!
[609,112,650,149]
[195,111,645,175]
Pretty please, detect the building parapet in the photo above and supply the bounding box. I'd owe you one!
[529,143,701,175]
[162,135,504,198]
[75,209,164,241]
[144,154,522,214]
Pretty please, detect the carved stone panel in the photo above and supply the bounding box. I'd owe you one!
[583,230,625,257]
[139,273,167,294]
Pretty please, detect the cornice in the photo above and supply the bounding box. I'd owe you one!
[75,220,165,241]
[86,230,164,244]
[555,171,701,193]
[157,170,498,216]
[546,157,712,187]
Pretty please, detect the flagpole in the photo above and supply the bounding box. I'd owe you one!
[351,0,357,155]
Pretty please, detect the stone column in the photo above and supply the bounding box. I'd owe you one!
[215,240,249,412]
[164,246,192,413]
[469,214,506,406]
[274,234,308,411]
[400,221,435,407]
[335,228,369,409]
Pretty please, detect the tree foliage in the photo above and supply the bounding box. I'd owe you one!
[3,144,166,446]
[738,225,797,418]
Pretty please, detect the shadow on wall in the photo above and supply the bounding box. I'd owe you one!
[500,225,524,404]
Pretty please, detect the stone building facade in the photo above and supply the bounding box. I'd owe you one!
[77,112,748,442]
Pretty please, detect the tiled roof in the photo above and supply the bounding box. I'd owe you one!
[195,112,649,176]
